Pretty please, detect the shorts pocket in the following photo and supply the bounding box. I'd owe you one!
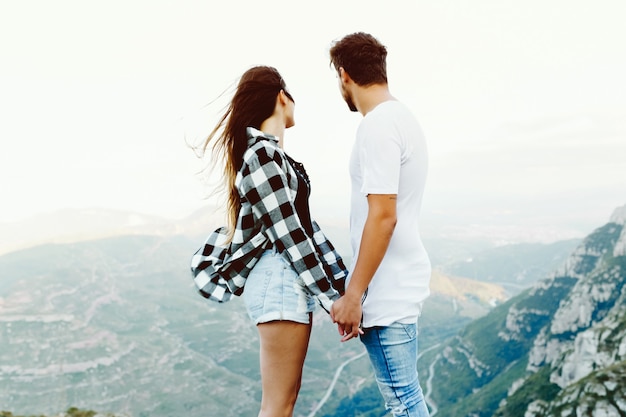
[242,267,274,311]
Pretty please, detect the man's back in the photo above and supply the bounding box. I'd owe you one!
[348,100,431,328]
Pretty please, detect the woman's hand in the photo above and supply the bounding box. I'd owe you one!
[330,293,364,342]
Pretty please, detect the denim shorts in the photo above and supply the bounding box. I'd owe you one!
[242,250,316,325]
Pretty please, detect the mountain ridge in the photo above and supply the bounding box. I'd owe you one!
[421,204,626,417]
[0,206,225,256]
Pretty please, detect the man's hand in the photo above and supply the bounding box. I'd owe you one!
[330,293,364,342]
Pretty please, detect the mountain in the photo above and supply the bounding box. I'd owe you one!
[0,234,378,417]
[0,206,225,256]
[1,206,584,417]
[417,204,626,417]
[0,229,508,417]
[440,239,580,295]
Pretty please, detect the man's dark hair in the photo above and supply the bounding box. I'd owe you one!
[329,32,388,86]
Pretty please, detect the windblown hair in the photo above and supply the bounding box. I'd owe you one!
[203,66,290,239]
[329,32,388,86]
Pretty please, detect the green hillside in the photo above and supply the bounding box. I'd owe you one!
[426,221,626,417]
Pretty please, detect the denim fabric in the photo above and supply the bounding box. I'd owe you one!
[360,322,430,417]
[242,250,316,324]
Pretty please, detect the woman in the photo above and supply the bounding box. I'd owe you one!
[190,66,347,417]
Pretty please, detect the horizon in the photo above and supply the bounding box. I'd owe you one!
[1,202,624,259]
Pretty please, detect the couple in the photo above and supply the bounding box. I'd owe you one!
[191,32,431,417]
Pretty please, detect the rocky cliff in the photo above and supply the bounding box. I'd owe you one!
[427,204,626,417]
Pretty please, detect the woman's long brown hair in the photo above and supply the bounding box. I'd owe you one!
[203,66,289,240]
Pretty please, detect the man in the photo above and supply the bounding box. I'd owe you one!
[328,32,432,417]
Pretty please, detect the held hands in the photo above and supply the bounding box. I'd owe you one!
[330,292,364,342]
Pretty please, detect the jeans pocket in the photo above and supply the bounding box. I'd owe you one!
[400,323,417,340]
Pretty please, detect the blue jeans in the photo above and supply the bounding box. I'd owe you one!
[360,322,430,417]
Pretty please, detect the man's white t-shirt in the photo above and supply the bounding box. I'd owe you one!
[348,100,431,328]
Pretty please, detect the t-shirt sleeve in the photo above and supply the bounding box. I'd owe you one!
[359,119,402,195]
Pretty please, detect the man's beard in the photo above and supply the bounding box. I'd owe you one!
[343,90,358,112]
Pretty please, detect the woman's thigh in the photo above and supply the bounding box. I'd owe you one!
[256,318,312,414]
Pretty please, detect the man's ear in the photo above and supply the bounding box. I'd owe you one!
[339,67,351,84]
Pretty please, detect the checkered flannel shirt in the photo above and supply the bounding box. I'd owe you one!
[190,127,347,313]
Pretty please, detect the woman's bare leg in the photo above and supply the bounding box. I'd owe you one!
[257,314,313,417]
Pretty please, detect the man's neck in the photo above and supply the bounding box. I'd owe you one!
[355,84,395,116]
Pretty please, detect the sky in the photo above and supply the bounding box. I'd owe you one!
[1,0,625,243]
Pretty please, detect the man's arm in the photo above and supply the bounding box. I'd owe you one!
[330,193,397,341]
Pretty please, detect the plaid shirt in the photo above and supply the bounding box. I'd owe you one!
[191,128,347,312]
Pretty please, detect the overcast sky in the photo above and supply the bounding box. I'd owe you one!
[1,0,625,243]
